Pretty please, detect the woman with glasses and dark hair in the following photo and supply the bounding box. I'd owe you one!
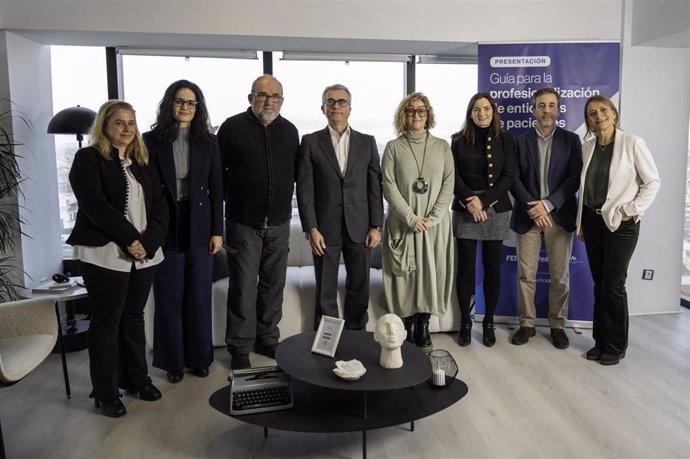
[452,92,515,347]
[67,100,168,417]
[143,80,223,383]
[380,92,454,349]
[576,95,659,366]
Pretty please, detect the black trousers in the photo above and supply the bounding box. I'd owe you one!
[456,238,503,324]
[581,208,640,355]
[80,261,157,402]
[312,225,371,331]
[152,246,213,373]
[224,220,290,356]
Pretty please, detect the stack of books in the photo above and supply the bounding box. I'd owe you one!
[31,278,78,294]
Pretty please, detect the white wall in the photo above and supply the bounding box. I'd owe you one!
[620,1,690,314]
[0,31,62,287]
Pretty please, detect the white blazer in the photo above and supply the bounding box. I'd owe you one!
[576,129,660,233]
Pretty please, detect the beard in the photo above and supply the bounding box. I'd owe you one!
[253,107,279,125]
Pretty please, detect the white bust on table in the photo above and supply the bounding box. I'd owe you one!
[373,314,407,369]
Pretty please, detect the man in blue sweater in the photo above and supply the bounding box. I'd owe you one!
[217,75,299,370]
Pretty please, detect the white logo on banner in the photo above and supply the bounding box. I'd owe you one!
[490,56,551,67]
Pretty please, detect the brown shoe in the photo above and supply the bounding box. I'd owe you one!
[511,326,536,345]
[550,329,570,349]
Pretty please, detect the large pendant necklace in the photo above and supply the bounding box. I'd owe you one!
[406,131,429,195]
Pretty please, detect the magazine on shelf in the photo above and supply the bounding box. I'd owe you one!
[31,279,77,294]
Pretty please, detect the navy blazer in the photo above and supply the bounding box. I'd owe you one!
[510,127,583,234]
[66,146,168,258]
[143,131,223,251]
[296,127,383,243]
[451,130,515,213]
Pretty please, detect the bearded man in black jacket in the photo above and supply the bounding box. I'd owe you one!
[217,75,299,370]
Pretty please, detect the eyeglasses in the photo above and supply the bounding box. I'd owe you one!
[112,120,136,129]
[405,108,428,118]
[252,92,283,103]
[173,98,198,108]
[323,98,350,108]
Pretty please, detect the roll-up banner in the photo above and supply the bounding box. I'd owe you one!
[476,42,620,325]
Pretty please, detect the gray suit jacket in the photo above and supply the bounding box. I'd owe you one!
[296,126,383,243]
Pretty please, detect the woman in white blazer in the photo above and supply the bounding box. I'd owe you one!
[575,95,660,366]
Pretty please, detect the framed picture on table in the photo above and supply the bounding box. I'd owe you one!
[311,316,345,357]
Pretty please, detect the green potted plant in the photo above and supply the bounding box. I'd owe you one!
[0,98,29,302]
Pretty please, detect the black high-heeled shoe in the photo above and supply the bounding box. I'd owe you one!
[458,322,472,346]
[94,398,127,418]
[482,322,496,347]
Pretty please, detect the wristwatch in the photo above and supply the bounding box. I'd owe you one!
[371,226,383,232]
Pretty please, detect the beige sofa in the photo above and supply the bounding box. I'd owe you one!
[145,220,461,349]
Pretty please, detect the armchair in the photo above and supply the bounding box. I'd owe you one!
[0,297,59,459]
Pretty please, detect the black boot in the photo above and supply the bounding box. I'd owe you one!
[482,318,496,347]
[458,321,472,346]
[403,315,417,344]
[416,313,432,348]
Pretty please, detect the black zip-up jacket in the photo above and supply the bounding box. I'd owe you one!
[66,146,168,258]
[217,108,299,228]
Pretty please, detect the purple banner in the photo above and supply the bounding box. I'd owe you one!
[476,42,621,323]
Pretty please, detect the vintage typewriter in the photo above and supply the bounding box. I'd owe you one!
[229,365,293,415]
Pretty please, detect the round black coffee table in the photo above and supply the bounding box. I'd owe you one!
[209,331,468,458]
[276,330,432,392]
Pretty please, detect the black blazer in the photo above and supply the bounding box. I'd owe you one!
[143,131,223,250]
[511,127,583,234]
[451,130,515,213]
[66,146,168,258]
[296,127,383,243]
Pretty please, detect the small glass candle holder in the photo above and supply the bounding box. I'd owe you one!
[427,349,458,389]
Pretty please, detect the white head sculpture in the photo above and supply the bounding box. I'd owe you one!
[373,314,407,369]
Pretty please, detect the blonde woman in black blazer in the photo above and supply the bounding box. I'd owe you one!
[68,100,168,417]
[144,80,223,384]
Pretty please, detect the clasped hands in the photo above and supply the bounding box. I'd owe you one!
[127,240,147,260]
[465,196,488,223]
[527,200,554,228]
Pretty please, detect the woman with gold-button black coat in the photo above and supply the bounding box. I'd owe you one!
[450,92,515,347]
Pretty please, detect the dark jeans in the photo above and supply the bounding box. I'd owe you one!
[313,225,370,331]
[80,261,157,402]
[456,238,503,324]
[152,246,213,373]
[224,220,290,356]
[582,208,640,355]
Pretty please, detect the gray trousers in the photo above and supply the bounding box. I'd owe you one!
[224,220,290,356]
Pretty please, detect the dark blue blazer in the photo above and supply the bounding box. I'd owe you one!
[143,131,223,251]
[510,127,583,234]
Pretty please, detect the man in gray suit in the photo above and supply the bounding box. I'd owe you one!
[297,84,384,330]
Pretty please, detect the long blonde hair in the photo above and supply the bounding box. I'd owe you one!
[89,100,148,165]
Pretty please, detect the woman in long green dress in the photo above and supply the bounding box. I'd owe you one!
[381,92,455,348]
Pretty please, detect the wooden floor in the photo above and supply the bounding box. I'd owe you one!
[2,309,689,459]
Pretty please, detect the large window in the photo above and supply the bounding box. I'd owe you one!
[416,62,478,143]
[51,49,481,250]
[50,46,108,257]
[273,55,405,152]
[121,54,263,132]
